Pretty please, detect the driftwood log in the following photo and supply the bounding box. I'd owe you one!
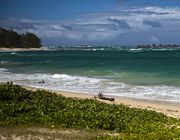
[97,92,115,102]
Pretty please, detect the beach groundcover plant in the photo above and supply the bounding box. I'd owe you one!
[0,84,179,139]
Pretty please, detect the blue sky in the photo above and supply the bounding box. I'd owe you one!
[1,0,180,46]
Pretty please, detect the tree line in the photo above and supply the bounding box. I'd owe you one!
[0,28,42,48]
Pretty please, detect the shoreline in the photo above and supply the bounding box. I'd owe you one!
[0,47,46,52]
[24,86,180,118]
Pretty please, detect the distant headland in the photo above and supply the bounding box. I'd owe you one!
[136,44,180,49]
[0,28,42,49]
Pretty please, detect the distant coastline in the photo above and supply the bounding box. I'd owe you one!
[136,44,180,49]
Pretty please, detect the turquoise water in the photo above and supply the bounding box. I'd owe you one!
[1,47,180,102]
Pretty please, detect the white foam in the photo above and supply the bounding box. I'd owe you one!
[0,69,180,103]
[0,61,11,64]
[52,74,70,79]
[0,61,5,64]
[0,61,6,64]
[10,52,17,55]
[129,48,143,51]
[0,68,8,72]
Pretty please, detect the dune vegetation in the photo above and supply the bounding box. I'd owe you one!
[0,84,179,139]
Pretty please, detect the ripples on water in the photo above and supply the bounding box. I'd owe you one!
[0,46,180,102]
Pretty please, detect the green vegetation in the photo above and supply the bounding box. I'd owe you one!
[0,84,179,139]
[0,28,41,48]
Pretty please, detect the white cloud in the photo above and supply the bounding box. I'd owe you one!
[1,6,180,45]
[150,36,160,42]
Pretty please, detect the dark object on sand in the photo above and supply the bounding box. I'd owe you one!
[38,80,45,84]
[97,92,115,102]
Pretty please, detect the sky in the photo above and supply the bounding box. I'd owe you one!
[1,0,180,46]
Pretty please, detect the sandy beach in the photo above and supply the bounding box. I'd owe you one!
[24,86,180,118]
[0,47,45,52]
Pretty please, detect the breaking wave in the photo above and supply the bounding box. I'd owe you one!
[0,68,180,103]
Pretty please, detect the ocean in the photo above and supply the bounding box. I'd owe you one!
[1,46,180,103]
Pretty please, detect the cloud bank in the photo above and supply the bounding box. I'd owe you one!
[1,6,180,45]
